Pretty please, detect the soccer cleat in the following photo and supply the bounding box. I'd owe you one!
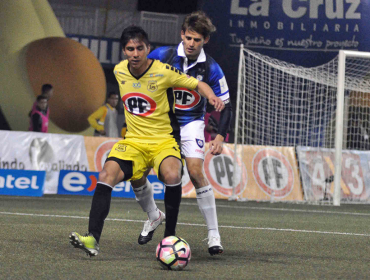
[208,236,224,256]
[138,210,165,245]
[69,232,99,257]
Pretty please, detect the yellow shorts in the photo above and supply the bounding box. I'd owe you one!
[107,137,182,181]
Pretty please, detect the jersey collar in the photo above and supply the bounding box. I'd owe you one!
[177,42,206,73]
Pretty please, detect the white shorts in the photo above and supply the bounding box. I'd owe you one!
[180,120,205,159]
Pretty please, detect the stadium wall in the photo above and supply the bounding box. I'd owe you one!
[1,130,369,203]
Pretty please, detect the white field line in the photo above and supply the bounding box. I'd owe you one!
[1,211,370,237]
[2,195,370,217]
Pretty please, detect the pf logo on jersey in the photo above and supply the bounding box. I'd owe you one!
[174,87,201,110]
[122,93,156,116]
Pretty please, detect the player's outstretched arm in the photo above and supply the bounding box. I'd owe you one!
[196,81,224,112]
[209,102,233,155]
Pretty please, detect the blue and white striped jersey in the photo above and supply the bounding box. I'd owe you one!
[148,43,230,126]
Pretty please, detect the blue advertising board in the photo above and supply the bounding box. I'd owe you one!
[199,1,370,143]
[202,0,370,66]
[57,170,165,199]
[0,169,45,197]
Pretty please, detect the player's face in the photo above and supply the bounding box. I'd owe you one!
[46,89,53,99]
[181,29,209,60]
[123,39,151,74]
[42,89,53,100]
[107,94,119,108]
[37,99,48,111]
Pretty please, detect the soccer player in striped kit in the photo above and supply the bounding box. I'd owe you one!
[145,11,233,255]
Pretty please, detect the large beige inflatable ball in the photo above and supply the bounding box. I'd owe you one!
[26,37,106,132]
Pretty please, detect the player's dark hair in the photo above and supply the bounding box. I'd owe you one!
[120,26,150,49]
[41,84,53,94]
[182,11,216,39]
[37,95,48,102]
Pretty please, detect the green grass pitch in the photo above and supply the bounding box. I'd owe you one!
[1,195,370,279]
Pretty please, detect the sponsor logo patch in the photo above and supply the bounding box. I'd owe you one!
[174,87,201,110]
[147,80,158,92]
[122,92,157,116]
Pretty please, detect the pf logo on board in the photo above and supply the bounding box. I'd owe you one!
[94,140,117,171]
[252,149,294,199]
[204,146,247,197]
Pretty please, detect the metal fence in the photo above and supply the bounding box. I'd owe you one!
[51,3,180,43]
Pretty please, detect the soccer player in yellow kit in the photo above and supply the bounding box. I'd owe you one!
[69,26,224,256]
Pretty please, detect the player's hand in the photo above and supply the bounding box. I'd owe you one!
[99,130,106,136]
[209,134,224,155]
[208,96,224,112]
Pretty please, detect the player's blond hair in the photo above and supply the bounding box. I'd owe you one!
[181,11,216,39]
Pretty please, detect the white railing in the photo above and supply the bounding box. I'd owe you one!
[51,4,180,43]
[140,11,179,44]
[51,4,100,36]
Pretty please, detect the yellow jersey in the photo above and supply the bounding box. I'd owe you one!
[114,59,199,141]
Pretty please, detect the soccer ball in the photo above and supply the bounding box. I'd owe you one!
[156,236,191,271]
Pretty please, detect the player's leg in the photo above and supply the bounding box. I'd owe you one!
[69,159,125,256]
[185,157,223,255]
[152,139,183,238]
[70,139,142,256]
[132,169,165,245]
[181,120,223,255]
[132,169,160,221]
[158,156,182,237]
[88,160,125,242]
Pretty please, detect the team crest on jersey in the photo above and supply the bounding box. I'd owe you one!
[147,80,158,92]
[196,138,204,148]
[173,87,201,110]
[196,75,203,81]
[133,82,141,88]
[122,92,157,116]
[115,144,126,152]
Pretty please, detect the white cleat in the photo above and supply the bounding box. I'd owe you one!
[138,210,165,245]
[208,236,224,256]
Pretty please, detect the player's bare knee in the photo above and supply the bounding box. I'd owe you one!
[162,173,181,185]
[98,169,109,182]
[160,167,181,185]
[98,169,121,185]
[159,157,182,184]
